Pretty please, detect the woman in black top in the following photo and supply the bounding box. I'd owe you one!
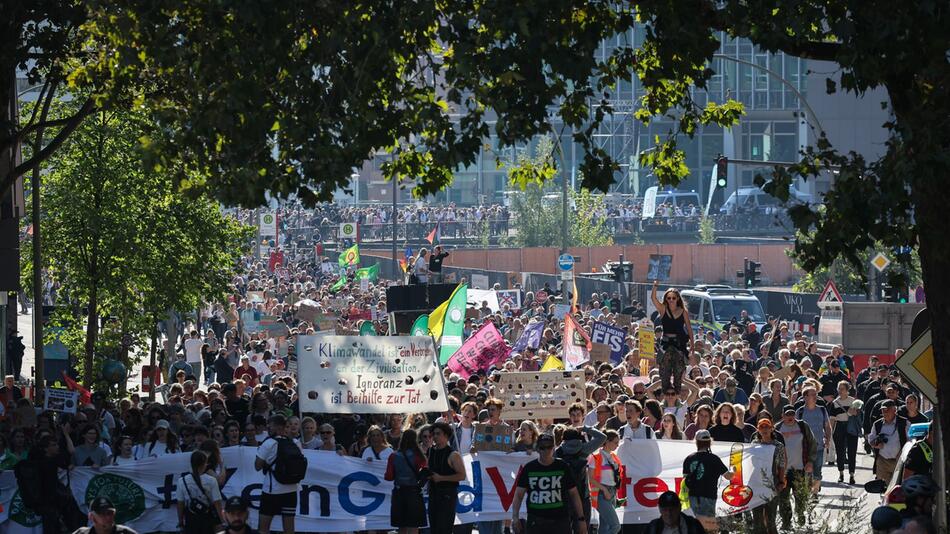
[651,281,695,393]
[708,403,747,443]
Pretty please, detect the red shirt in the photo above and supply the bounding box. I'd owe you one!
[233,365,259,386]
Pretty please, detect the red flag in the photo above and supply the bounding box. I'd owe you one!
[61,371,92,406]
[425,223,441,244]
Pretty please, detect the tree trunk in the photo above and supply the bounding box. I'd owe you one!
[83,283,98,386]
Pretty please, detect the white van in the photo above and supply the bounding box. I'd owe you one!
[719,184,813,215]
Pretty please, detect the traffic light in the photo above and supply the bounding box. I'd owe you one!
[743,259,762,288]
[716,156,728,188]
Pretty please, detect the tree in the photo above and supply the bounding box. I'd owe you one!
[789,236,922,297]
[6,2,950,476]
[571,188,613,247]
[39,99,249,385]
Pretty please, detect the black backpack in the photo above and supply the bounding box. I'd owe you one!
[267,436,308,484]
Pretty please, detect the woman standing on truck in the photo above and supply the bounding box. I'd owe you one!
[651,281,695,393]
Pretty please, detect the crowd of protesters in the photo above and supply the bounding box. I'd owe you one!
[0,237,939,534]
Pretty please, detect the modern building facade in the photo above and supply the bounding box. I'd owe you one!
[356,30,890,206]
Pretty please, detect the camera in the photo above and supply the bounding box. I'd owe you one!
[872,435,888,447]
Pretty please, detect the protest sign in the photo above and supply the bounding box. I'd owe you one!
[495,371,584,420]
[247,290,265,303]
[296,335,448,414]
[616,314,634,328]
[647,254,673,281]
[259,315,288,336]
[0,441,770,533]
[590,343,612,363]
[496,290,521,310]
[470,273,490,289]
[562,313,591,371]
[446,323,511,380]
[591,320,628,363]
[295,301,320,323]
[468,289,500,312]
[638,319,656,360]
[472,423,514,452]
[44,388,79,413]
[512,320,544,353]
[552,303,571,318]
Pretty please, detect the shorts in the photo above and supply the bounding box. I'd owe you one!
[260,491,298,517]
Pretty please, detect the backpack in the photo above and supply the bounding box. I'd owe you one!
[557,449,591,500]
[267,436,308,484]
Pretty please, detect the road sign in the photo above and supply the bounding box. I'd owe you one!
[339,222,357,239]
[895,329,936,402]
[558,254,575,271]
[560,270,573,281]
[817,279,843,305]
[870,252,891,272]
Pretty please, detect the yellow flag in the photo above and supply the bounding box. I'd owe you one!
[428,283,464,341]
[541,355,564,371]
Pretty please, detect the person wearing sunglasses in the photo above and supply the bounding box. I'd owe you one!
[651,281,695,394]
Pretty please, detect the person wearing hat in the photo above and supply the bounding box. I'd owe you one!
[867,398,908,483]
[644,491,704,534]
[751,419,787,534]
[511,433,588,534]
[775,406,817,530]
[682,430,736,518]
[72,496,139,533]
[217,496,258,534]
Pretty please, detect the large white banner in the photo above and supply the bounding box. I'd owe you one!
[616,439,777,524]
[296,335,449,414]
[0,442,775,532]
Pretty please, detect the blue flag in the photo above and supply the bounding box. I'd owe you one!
[512,321,544,353]
[404,246,413,261]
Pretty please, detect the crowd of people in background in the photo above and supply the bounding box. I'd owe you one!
[0,237,939,534]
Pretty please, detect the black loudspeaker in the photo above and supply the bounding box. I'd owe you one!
[386,283,456,313]
[389,311,429,335]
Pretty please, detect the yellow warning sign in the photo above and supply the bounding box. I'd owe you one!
[895,330,936,402]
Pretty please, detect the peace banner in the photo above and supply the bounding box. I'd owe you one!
[296,335,449,413]
[0,442,774,532]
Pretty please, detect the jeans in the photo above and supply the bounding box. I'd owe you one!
[597,492,621,534]
[813,447,825,481]
[690,495,717,517]
[833,426,858,474]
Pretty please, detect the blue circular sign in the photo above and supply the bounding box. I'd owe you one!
[558,254,575,271]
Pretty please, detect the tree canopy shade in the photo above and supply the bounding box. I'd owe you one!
[4,0,950,480]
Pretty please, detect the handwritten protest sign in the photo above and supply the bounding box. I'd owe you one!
[446,323,511,379]
[45,388,79,414]
[296,335,448,414]
[496,290,522,311]
[616,314,634,328]
[259,315,289,336]
[638,320,656,360]
[495,371,585,420]
[590,343,612,363]
[591,320,628,363]
[472,422,514,452]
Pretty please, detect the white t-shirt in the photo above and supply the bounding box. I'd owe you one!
[111,455,137,466]
[361,446,393,463]
[257,437,301,494]
[134,440,172,459]
[414,257,428,282]
[184,338,203,363]
[296,436,323,450]
[457,425,475,453]
[176,472,223,508]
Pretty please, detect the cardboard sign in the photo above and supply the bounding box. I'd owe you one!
[45,388,79,414]
[495,371,585,420]
[638,320,656,361]
[590,342,612,363]
[296,335,449,414]
[616,314,634,328]
[296,302,321,323]
[472,422,514,452]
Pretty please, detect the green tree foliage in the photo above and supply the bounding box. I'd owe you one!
[698,216,716,245]
[571,188,613,247]
[790,234,922,296]
[40,99,250,385]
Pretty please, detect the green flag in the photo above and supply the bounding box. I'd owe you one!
[437,283,468,364]
[338,244,360,268]
[329,276,346,293]
[410,315,429,337]
[359,321,376,336]
[355,263,379,282]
